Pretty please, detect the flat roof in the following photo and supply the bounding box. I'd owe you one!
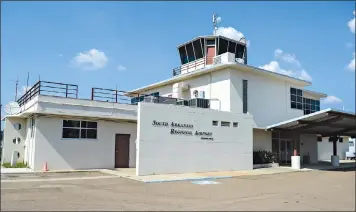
[177,35,247,48]
[266,108,356,137]
[128,62,312,94]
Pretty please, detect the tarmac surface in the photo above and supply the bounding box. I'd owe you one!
[1,168,355,211]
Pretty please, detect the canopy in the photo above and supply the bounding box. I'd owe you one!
[266,108,356,137]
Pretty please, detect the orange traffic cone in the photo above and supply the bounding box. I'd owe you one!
[43,161,48,172]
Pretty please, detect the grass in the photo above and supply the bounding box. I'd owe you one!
[2,162,28,168]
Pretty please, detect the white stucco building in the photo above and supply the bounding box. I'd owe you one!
[1,34,355,175]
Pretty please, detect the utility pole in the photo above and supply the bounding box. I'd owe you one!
[26,72,30,93]
[14,77,19,101]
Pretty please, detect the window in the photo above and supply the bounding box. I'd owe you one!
[212,121,219,126]
[349,141,354,147]
[303,97,320,115]
[228,41,236,54]
[243,80,248,114]
[233,122,239,127]
[235,44,245,59]
[30,118,35,138]
[186,43,195,62]
[178,46,188,64]
[206,39,215,46]
[339,137,343,143]
[193,39,203,59]
[218,38,228,55]
[14,123,21,130]
[221,121,231,127]
[62,120,97,139]
[290,88,303,110]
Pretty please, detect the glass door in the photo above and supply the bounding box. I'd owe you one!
[280,139,293,164]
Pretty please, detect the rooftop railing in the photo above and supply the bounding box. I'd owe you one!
[91,87,140,104]
[17,81,78,106]
[173,57,206,76]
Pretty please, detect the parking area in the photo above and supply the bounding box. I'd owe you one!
[1,168,355,211]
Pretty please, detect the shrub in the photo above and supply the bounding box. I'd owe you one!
[2,162,28,168]
[253,150,277,164]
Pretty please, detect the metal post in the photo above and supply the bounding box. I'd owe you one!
[91,88,94,100]
[115,90,118,103]
[66,85,68,97]
[333,139,337,156]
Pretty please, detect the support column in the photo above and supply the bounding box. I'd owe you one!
[291,134,301,169]
[331,137,339,167]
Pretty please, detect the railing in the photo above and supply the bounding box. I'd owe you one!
[17,81,78,106]
[173,57,206,76]
[91,87,140,104]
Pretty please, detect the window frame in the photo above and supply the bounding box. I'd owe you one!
[62,120,98,140]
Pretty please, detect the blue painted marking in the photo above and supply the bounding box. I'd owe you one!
[143,176,231,183]
[191,180,221,185]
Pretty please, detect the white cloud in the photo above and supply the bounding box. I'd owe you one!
[117,65,127,71]
[214,26,250,47]
[216,16,222,24]
[71,49,108,70]
[347,52,355,71]
[274,49,301,67]
[321,96,342,104]
[59,54,63,57]
[259,49,312,82]
[18,85,32,96]
[346,42,354,48]
[347,10,355,34]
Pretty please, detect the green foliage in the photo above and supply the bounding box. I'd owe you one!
[253,150,277,164]
[2,162,28,168]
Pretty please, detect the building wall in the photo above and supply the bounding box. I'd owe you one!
[317,137,349,161]
[32,117,137,170]
[253,129,272,151]
[300,134,318,164]
[140,66,308,128]
[140,70,232,112]
[230,69,304,128]
[1,117,27,164]
[136,102,253,176]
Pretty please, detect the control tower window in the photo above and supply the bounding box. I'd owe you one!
[228,41,236,54]
[236,44,245,59]
[193,39,203,60]
[179,46,188,65]
[218,38,228,55]
[206,39,215,46]
[186,43,195,62]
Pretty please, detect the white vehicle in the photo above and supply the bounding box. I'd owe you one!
[346,139,355,160]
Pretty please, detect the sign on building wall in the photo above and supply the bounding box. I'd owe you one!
[136,102,254,176]
[152,120,213,140]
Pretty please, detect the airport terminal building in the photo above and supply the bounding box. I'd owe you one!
[2,34,355,175]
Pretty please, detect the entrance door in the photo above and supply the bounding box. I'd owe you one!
[115,134,130,168]
[280,139,293,164]
[206,46,216,64]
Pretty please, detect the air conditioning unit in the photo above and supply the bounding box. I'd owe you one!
[188,98,210,109]
[176,100,189,106]
[143,96,158,103]
[156,96,177,105]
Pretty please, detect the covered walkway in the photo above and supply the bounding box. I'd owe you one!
[266,108,356,169]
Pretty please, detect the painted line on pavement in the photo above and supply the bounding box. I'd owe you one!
[1,175,119,183]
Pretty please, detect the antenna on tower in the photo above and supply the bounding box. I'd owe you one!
[213,14,220,35]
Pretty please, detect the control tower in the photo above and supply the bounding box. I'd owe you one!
[173,35,248,76]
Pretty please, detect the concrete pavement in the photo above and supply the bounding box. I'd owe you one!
[1,168,355,211]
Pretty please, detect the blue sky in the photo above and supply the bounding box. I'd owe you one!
[1,1,355,118]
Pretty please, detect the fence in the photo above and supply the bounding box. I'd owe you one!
[17,81,78,106]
